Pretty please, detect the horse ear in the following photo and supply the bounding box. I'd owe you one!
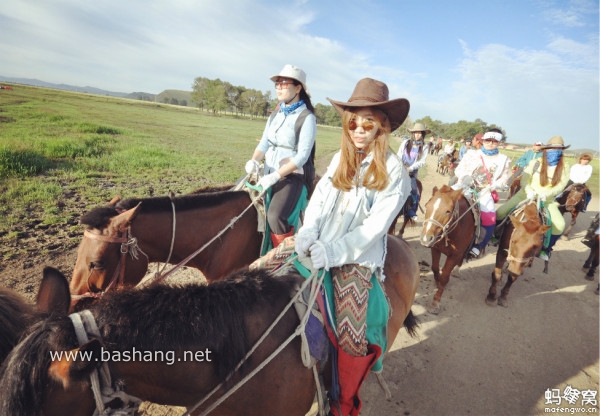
[48,339,103,389]
[37,267,71,315]
[538,225,551,235]
[509,214,520,227]
[114,202,142,232]
[108,195,122,206]
[432,186,439,195]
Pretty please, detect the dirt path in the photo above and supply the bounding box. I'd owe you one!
[1,148,597,415]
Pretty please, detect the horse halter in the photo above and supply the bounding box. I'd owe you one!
[70,229,148,304]
[422,198,461,246]
[504,205,538,265]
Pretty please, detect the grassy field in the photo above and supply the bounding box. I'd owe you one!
[0,85,597,259]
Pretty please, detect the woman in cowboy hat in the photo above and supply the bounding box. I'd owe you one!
[244,64,316,249]
[496,136,571,260]
[398,122,430,221]
[451,128,510,258]
[250,78,411,415]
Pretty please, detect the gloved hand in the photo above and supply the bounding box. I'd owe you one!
[526,189,536,200]
[257,171,281,191]
[309,241,329,270]
[539,194,547,202]
[295,233,316,258]
[245,160,260,175]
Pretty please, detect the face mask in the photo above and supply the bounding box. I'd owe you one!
[546,149,562,166]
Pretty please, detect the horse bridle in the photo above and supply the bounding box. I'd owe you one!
[503,205,539,265]
[70,228,148,304]
[422,198,464,246]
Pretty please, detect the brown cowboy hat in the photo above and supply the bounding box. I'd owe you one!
[408,122,431,134]
[540,135,570,150]
[327,78,410,132]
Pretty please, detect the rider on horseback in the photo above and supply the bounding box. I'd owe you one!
[497,136,571,261]
[451,129,510,258]
[398,122,430,221]
[556,152,593,212]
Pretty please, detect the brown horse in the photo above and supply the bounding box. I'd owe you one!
[388,178,423,236]
[1,251,420,416]
[70,186,262,309]
[436,150,458,176]
[0,267,71,364]
[419,185,476,314]
[433,142,442,155]
[557,183,588,240]
[486,202,550,307]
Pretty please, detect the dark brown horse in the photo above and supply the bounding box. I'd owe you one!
[419,185,476,314]
[433,141,442,155]
[388,179,423,236]
[70,186,262,309]
[0,267,71,364]
[557,183,588,240]
[582,214,599,281]
[1,259,420,416]
[486,202,550,307]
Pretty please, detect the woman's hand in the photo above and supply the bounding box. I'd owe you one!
[258,172,281,190]
[245,160,260,174]
[309,241,330,270]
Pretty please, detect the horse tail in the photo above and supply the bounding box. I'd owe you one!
[0,316,76,416]
[402,309,420,338]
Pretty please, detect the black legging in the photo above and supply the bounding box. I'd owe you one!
[267,173,305,235]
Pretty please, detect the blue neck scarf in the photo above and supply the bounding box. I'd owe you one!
[281,100,304,115]
[546,149,562,166]
[481,147,499,156]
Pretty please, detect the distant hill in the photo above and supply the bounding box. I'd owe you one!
[0,76,197,107]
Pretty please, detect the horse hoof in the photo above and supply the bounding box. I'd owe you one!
[497,298,509,308]
[585,274,595,281]
[485,296,496,306]
[427,302,441,315]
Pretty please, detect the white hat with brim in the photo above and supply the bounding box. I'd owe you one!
[408,122,431,134]
[327,78,410,132]
[270,64,310,96]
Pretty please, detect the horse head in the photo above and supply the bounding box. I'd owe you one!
[565,184,586,211]
[70,201,147,312]
[420,185,463,247]
[506,203,550,276]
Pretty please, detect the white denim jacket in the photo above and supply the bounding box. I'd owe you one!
[297,150,410,280]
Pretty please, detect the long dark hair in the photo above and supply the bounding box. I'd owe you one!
[298,87,314,113]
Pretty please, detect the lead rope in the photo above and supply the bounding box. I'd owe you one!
[184,267,324,416]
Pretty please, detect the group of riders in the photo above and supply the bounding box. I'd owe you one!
[242,64,594,415]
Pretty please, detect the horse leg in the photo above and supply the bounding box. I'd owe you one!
[497,271,519,307]
[543,251,551,274]
[486,266,502,305]
[561,214,577,240]
[388,212,400,235]
[428,253,453,315]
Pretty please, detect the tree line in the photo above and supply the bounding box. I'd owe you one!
[190,76,507,141]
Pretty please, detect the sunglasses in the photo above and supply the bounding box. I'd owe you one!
[348,119,378,132]
[274,79,296,88]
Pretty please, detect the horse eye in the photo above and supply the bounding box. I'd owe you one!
[90,261,104,270]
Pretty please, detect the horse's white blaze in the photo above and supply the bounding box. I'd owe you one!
[423,198,443,234]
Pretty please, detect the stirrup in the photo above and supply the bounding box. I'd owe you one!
[469,246,480,258]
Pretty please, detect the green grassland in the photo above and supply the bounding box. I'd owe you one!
[0,85,341,236]
[0,84,597,247]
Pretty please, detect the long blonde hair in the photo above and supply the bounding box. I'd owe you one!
[331,108,391,191]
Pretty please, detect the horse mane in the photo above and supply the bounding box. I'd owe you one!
[93,269,300,379]
[115,188,244,213]
[0,315,79,416]
[79,185,244,228]
[0,288,39,364]
[0,269,302,414]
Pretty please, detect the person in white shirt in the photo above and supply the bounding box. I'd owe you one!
[557,153,593,212]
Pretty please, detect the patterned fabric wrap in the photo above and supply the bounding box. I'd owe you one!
[332,264,373,357]
[249,236,296,270]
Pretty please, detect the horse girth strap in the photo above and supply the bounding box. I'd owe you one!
[69,310,142,415]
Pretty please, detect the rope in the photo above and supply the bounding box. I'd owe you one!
[155,198,176,277]
[184,267,324,416]
[149,180,267,285]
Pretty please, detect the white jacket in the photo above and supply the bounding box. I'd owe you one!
[297,150,410,280]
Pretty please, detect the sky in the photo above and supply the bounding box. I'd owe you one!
[1,0,598,149]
